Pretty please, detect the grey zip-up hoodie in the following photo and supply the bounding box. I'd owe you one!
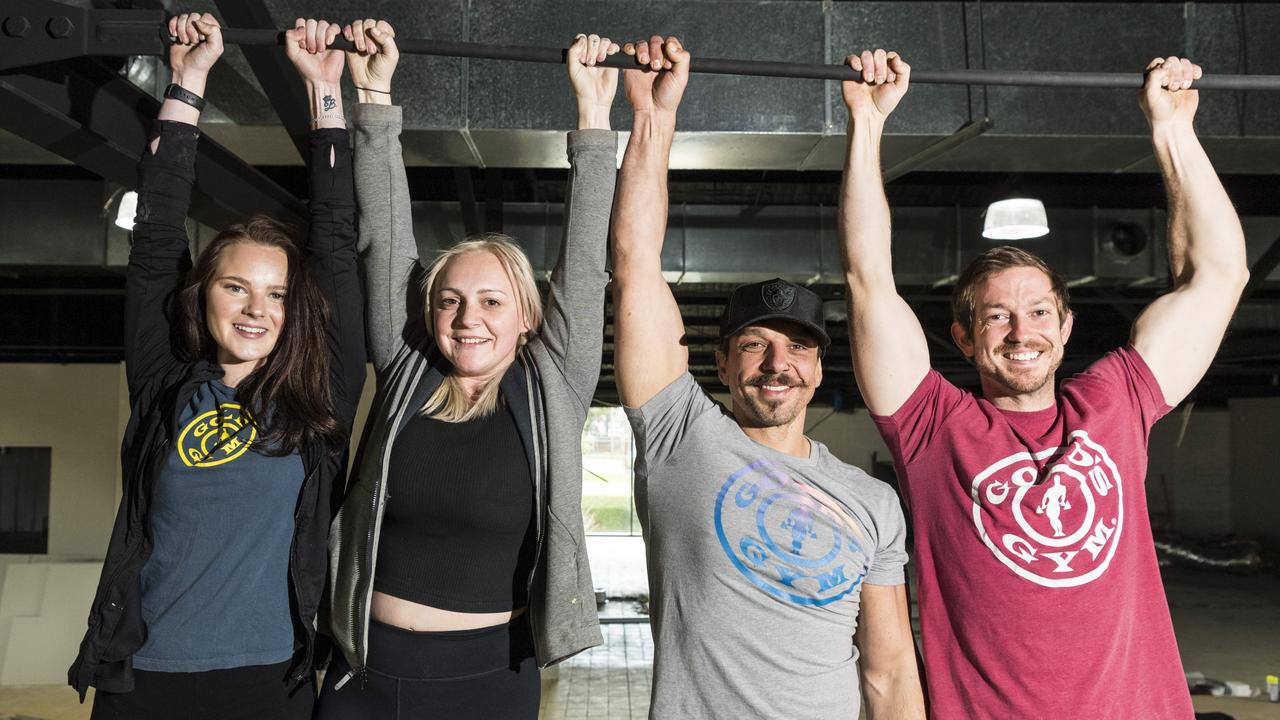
[328,103,616,678]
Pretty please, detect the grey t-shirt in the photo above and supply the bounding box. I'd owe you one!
[625,373,908,719]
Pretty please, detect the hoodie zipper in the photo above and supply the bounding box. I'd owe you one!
[521,352,547,659]
[337,358,424,689]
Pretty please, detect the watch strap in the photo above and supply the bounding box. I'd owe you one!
[164,83,207,112]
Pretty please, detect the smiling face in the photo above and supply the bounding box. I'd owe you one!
[951,265,1074,409]
[204,241,288,386]
[430,250,530,391]
[716,319,823,429]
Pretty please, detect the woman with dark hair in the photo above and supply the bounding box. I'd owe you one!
[67,13,365,719]
[316,22,619,719]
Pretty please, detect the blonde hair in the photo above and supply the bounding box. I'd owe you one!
[419,234,543,422]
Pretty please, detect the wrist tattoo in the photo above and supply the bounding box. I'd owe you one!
[311,86,343,126]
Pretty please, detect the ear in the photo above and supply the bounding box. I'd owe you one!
[950,321,975,360]
[1060,310,1074,346]
[714,348,729,386]
[814,356,824,388]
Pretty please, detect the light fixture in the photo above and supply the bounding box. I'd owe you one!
[822,300,847,323]
[982,198,1049,240]
[115,191,138,231]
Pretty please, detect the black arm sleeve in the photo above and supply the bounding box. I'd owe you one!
[124,120,199,400]
[304,128,366,439]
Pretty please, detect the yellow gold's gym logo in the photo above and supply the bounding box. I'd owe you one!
[177,403,257,468]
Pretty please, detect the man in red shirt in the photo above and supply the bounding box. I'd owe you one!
[839,50,1248,718]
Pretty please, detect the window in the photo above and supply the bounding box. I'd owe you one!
[0,447,51,554]
[580,407,640,536]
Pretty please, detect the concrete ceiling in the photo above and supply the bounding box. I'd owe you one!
[2,0,1280,402]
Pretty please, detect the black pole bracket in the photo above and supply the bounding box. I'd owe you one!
[0,0,166,72]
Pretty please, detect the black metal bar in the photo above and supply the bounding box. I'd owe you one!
[0,59,305,229]
[454,168,480,237]
[883,116,993,183]
[213,0,310,162]
[10,4,1280,91]
[204,30,1280,91]
[484,168,504,233]
[0,0,168,71]
[1242,234,1280,302]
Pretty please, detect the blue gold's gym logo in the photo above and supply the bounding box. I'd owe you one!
[177,403,256,468]
[714,460,867,606]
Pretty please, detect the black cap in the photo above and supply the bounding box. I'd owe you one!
[718,278,831,354]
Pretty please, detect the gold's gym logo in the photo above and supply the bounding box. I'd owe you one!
[177,403,256,468]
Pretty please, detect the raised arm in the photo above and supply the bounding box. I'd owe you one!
[611,36,691,408]
[538,34,620,399]
[854,583,927,720]
[284,19,366,428]
[1131,57,1249,406]
[838,50,931,416]
[344,20,416,374]
[124,13,223,396]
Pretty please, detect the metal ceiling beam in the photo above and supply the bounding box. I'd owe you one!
[0,59,305,229]
[883,117,993,183]
[1242,234,1280,302]
[212,0,309,162]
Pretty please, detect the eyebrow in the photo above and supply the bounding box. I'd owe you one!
[438,287,509,296]
[217,275,286,291]
[979,296,1052,311]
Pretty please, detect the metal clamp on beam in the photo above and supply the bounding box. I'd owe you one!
[0,0,167,72]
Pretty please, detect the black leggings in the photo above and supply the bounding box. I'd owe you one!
[315,616,540,720]
[89,660,313,720]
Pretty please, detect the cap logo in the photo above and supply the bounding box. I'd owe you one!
[761,281,795,312]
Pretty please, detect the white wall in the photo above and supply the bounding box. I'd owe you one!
[805,408,894,477]
[0,365,126,559]
[1148,406,1234,536]
[1228,397,1280,550]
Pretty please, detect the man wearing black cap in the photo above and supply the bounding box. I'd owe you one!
[609,36,925,720]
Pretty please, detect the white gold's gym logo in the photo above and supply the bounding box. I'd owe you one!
[969,430,1123,588]
[715,460,867,606]
[177,403,256,468]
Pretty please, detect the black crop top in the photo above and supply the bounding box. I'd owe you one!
[374,401,536,612]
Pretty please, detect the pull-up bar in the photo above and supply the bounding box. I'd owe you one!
[4,0,1280,90]
[206,29,1280,91]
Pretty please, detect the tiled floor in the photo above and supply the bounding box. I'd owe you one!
[540,621,653,720]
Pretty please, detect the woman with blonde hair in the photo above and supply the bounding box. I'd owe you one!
[316,21,620,718]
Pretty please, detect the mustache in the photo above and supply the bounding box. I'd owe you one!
[996,343,1051,355]
[746,373,807,389]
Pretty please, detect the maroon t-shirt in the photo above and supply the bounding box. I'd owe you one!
[873,346,1193,719]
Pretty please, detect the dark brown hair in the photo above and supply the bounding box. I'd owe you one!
[177,215,344,455]
[952,245,1071,336]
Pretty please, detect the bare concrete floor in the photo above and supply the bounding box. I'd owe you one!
[2,567,1277,719]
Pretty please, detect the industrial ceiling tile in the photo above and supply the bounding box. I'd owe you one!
[827,1,972,136]
[979,2,1184,136]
